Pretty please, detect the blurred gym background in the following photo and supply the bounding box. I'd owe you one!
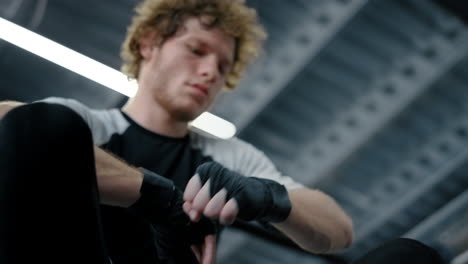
[1,0,468,263]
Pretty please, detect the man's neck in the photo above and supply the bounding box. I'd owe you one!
[122,93,189,138]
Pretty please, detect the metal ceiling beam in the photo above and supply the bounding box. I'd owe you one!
[405,190,468,245]
[353,116,468,243]
[214,0,370,131]
[287,23,468,186]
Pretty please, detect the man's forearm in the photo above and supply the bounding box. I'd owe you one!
[272,188,354,254]
[94,146,143,207]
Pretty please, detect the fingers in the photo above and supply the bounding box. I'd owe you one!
[204,189,227,218]
[189,191,238,225]
[190,180,211,221]
[184,174,205,221]
[184,174,238,224]
[220,198,239,225]
[201,234,217,264]
[183,201,193,216]
[184,174,202,201]
[192,185,230,221]
[191,244,202,263]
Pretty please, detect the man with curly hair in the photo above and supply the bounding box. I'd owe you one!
[0,1,355,263]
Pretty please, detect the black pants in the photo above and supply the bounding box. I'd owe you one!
[0,103,108,264]
[0,103,446,264]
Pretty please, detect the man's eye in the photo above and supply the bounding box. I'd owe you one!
[218,65,226,75]
[191,48,204,56]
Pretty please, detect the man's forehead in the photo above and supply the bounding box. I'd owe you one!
[182,16,217,32]
[180,17,236,60]
[181,17,232,41]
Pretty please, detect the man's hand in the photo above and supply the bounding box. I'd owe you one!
[151,216,217,263]
[183,162,292,225]
[129,168,218,263]
[191,234,217,264]
[183,171,239,225]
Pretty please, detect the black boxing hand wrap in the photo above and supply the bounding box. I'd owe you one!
[153,217,217,264]
[129,168,183,224]
[196,162,292,223]
[129,168,217,245]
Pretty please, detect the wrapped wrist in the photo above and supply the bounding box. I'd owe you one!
[260,178,292,223]
[129,168,180,223]
[196,161,292,223]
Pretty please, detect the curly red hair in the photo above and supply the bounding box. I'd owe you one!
[120,0,266,90]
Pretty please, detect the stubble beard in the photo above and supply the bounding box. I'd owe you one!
[169,104,201,122]
[155,92,204,122]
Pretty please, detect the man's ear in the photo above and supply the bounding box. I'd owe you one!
[138,31,159,60]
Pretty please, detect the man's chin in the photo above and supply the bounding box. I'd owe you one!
[171,107,204,122]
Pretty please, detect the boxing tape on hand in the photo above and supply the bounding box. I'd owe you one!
[152,217,217,263]
[129,168,184,225]
[129,168,217,241]
[196,162,292,223]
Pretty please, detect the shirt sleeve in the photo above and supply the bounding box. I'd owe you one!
[36,97,129,145]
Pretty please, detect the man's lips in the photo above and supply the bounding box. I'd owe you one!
[190,84,209,96]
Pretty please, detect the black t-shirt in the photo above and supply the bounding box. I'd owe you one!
[41,97,302,264]
[101,112,212,263]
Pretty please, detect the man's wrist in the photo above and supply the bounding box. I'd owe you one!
[129,168,179,223]
[261,179,292,223]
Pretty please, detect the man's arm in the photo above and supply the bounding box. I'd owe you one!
[271,188,354,254]
[93,145,143,207]
[184,162,354,255]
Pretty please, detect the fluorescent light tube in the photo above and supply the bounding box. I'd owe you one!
[0,17,236,139]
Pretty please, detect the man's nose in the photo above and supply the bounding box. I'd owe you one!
[199,56,218,82]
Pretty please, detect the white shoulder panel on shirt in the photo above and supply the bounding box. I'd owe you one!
[37,97,130,145]
[190,131,304,190]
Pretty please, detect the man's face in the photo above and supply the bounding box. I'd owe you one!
[138,17,235,121]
